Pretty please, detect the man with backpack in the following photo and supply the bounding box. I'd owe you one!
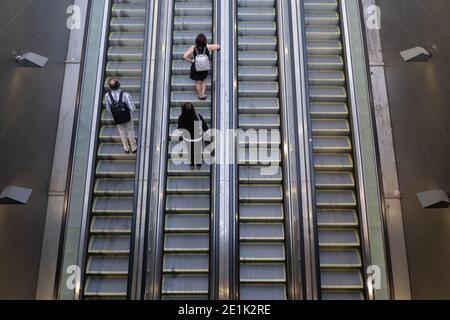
[104,78,137,153]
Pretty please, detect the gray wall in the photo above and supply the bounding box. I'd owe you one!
[0,0,72,299]
[377,0,450,299]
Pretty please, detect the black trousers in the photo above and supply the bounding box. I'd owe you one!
[186,140,203,166]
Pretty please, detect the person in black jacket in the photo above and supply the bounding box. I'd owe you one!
[177,102,209,168]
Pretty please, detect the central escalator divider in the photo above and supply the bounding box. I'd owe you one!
[160,0,214,300]
[83,0,148,299]
[236,0,288,300]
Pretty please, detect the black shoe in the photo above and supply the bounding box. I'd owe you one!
[124,148,131,154]
[196,164,203,169]
[132,149,137,154]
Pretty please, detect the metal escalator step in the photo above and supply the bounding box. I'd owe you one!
[171,91,212,107]
[92,197,133,214]
[90,216,132,235]
[239,166,282,183]
[172,45,193,60]
[164,233,209,253]
[109,32,145,46]
[110,18,145,32]
[96,160,136,178]
[320,249,362,268]
[100,125,138,143]
[166,177,210,195]
[174,2,213,16]
[309,86,347,102]
[174,16,212,30]
[308,55,344,70]
[312,119,350,136]
[172,76,211,91]
[240,243,286,262]
[240,263,286,283]
[237,8,276,22]
[321,270,364,289]
[166,195,210,213]
[305,11,340,25]
[238,22,276,36]
[238,36,277,51]
[238,129,281,147]
[238,66,278,81]
[239,114,280,129]
[321,290,364,301]
[240,223,285,241]
[238,148,281,165]
[94,179,134,196]
[314,154,353,170]
[106,61,142,77]
[84,276,128,297]
[89,236,131,255]
[238,51,278,66]
[313,136,352,153]
[240,203,284,221]
[161,274,209,295]
[112,3,147,17]
[239,185,283,202]
[173,30,212,45]
[304,0,338,12]
[238,0,275,7]
[239,98,279,114]
[315,172,355,189]
[239,82,279,97]
[98,143,137,160]
[309,70,346,86]
[307,40,342,55]
[317,209,359,227]
[86,256,129,275]
[165,214,210,233]
[168,160,211,176]
[316,190,357,208]
[306,26,341,40]
[240,284,286,300]
[310,102,348,118]
[163,254,209,273]
[108,47,144,61]
[319,229,360,247]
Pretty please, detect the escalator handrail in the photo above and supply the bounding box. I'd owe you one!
[129,0,155,300]
[339,0,373,300]
[294,0,321,300]
[76,0,113,300]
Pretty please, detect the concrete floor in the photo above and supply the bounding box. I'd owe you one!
[378,0,450,299]
[0,0,71,299]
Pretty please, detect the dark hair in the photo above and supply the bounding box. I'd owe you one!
[108,78,120,90]
[179,102,199,128]
[195,33,207,47]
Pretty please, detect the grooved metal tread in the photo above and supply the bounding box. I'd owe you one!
[83,0,147,299]
[303,0,365,300]
[159,0,214,300]
[237,0,288,301]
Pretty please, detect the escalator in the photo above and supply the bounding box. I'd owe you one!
[236,0,288,300]
[302,0,365,300]
[82,0,148,299]
[159,0,214,300]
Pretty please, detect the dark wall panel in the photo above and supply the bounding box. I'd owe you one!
[0,0,72,299]
[378,0,450,299]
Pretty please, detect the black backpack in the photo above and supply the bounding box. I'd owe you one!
[108,91,131,125]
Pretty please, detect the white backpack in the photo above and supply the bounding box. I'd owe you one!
[195,47,210,72]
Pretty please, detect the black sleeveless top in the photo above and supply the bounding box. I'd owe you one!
[190,46,210,81]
